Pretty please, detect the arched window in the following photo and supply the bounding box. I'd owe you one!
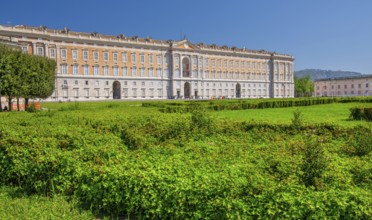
[182,58,190,77]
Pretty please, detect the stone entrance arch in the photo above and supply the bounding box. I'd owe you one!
[236,83,241,98]
[184,82,191,99]
[113,81,121,99]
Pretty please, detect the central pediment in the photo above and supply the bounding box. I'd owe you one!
[172,39,199,50]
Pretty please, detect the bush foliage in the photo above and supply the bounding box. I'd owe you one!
[0,101,371,218]
[144,97,372,113]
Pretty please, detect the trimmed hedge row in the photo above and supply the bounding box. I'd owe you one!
[350,107,372,121]
[144,97,372,113]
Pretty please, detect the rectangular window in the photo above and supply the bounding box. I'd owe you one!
[104,66,109,76]
[94,51,99,61]
[132,88,137,98]
[192,57,197,65]
[149,68,153,77]
[61,49,67,59]
[140,68,145,77]
[73,65,78,75]
[212,59,215,67]
[61,64,67,74]
[140,54,145,63]
[94,66,99,75]
[218,59,221,68]
[141,88,146,98]
[22,46,28,53]
[72,50,78,60]
[149,54,153,64]
[114,66,118,76]
[113,53,118,62]
[123,88,128,98]
[123,67,128,76]
[104,52,108,61]
[50,48,55,58]
[157,69,161,77]
[63,89,68,98]
[122,53,127,62]
[131,53,136,63]
[83,50,88,60]
[95,89,99,98]
[157,55,161,64]
[84,89,89,98]
[37,47,43,56]
[131,67,136,76]
[73,89,79,98]
[83,65,89,75]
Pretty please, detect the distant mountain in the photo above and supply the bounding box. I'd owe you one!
[294,69,362,81]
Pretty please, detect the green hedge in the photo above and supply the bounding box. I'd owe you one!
[350,107,372,121]
[144,97,372,113]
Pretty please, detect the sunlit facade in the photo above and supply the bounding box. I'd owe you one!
[314,75,372,97]
[0,25,295,101]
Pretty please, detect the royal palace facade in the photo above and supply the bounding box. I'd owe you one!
[0,25,295,101]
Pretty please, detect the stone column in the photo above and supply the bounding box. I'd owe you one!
[32,43,37,55]
[44,43,48,57]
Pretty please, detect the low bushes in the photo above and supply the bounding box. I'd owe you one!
[350,107,372,121]
[144,97,372,113]
[0,104,371,218]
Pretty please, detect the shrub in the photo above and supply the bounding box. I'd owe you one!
[291,109,303,129]
[25,104,37,112]
[301,137,328,189]
[350,107,363,120]
[349,107,372,121]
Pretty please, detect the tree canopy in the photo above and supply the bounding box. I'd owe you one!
[0,43,56,110]
[294,75,314,97]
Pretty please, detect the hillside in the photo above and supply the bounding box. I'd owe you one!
[295,69,362,81]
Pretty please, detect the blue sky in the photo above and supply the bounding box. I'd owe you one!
[1,0,371,74]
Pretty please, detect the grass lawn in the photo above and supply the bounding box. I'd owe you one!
[212,102,372,127]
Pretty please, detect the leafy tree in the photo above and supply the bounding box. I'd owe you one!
[294,75,314,97]
[0,44,19,111]
[0,43,56,111]
[23,55,56,106]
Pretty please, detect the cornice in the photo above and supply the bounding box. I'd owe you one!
[0,24,295,61]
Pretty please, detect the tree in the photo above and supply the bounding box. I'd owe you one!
[0,43,56,111]
[294,75,314,97]
[23,55,56,106]
[0,44,19,111]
